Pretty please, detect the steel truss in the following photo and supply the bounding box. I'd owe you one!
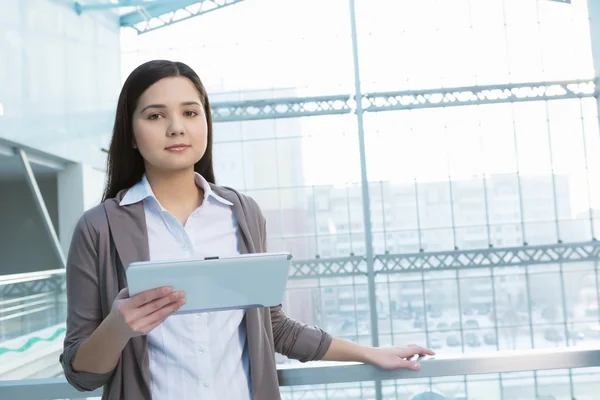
[211,79,596,122]
[374,241,600,274]
[119,0,246,34]
[1,273,65,297]
[290,241,600,279]
[4,241,599,293]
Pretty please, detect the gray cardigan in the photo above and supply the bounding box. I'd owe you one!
[59,184,333,400]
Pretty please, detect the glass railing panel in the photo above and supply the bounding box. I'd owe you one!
[0,271,67,380]
[0,270,66,341]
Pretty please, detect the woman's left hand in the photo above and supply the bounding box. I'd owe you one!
[364,344,435,370]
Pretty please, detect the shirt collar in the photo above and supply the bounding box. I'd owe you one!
[194,172,233,206]
[119,172,233,207]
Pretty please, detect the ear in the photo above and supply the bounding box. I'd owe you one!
[132,139,137,149]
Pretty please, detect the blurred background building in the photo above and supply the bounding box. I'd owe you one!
[1,0,600,399]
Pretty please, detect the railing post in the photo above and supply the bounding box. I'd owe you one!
[347,0,382,398]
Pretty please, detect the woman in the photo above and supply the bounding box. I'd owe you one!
[60,60,434,400]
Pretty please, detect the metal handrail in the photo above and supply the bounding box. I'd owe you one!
[278,346,600,386]
[0,292,56,306]
[0,347,598,399]
[0,270,64,287]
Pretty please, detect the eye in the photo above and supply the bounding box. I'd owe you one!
[148,113,162,120]
[184,110,198,117]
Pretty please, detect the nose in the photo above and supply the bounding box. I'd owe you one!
[167,116,185,136]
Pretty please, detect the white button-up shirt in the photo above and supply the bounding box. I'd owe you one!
[120,173,251,400]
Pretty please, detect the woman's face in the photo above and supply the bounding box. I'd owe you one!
[132,76,208,174]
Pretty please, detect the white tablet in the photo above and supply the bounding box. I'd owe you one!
[125,252,292,314]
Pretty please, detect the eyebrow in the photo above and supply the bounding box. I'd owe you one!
[140,101,202,113]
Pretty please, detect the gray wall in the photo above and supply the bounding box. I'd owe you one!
[0,177,60,275]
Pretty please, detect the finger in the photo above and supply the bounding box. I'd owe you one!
[405,346,434,356]
[421,349,435,356]
[139,312,172,335]
[395,359,421,371]
[115,288,129,300]
[135,291,185,319]
[134,298,185,332]
[398,346,432,359]
[128,286,173,308]
[417,347,435,356]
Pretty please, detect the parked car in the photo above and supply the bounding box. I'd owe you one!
[465,333,481,347]
[484,332,497,345]
[414,317,425,329]
[585,307,598,318]
[446,335,461,347]
[428,337,442,350]
[474,303,490,315]
[396,309,413,320]
[585,324,600,339]
[541,306,558,321]
[568,330,584,342]
[544,327,564,342]
[437,322,449,331]
[463,319,479,329]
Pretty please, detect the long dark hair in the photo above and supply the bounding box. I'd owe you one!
[102,60,215,202]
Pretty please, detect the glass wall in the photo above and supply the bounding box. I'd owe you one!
[0,0,121,169]
[1,0,599,398]
[118,0,600,397]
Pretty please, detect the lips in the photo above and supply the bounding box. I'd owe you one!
[165,144,190,151]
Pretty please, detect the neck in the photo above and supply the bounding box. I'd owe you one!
[145,167,203,222]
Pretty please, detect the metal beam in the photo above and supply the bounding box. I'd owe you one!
[3,241,599,295]
[348,14,381,400]
[289,240,600,278]
[2,81,592,132]
[0,270,65,297]
[290,256,366,278]
[0,138,70,170]
[374,240,600,274]
[588,0,600,129]
[277,347,600,386]
[211,79,596,122]
[361,79,594,112]
[16,149,66,269]
[211,94,352,122]
[3,241,599,294]
[120,0,246,34]
[75,0,163,13]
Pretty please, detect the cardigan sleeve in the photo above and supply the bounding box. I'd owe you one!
[255,204,333,362]
[59,214,115,391]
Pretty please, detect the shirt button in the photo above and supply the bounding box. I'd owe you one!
[197,346,204,354]
[203,382,210,388]
[196,314,202,319]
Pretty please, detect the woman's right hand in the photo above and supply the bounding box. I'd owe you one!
[108,286,186,339]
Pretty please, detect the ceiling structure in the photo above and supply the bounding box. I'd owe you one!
[74,0,246,34]
[73,0,571,35]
